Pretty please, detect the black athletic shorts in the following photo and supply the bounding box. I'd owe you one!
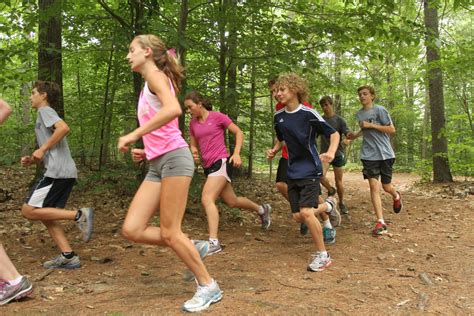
[25,176,76,208]
[276,157,288,183]
[287,178,321,213]
[361,158,395,184]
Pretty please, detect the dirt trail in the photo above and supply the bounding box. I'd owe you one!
[1,169,473,315]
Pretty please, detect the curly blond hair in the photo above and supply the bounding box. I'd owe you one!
[276,73,309,103]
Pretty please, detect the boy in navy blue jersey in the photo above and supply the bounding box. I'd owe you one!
[267,73,340,272]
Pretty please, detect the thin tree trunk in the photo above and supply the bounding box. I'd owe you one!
[76,71,86,166]
[424,0,453,182]
[247,63,256,178]
[177,0,189,132]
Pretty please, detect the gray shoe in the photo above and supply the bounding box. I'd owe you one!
[325,197,341,227]
[184,240,210,282]
[339,202,349,215]
[43,254,81,269]
[323,227,336,244]
[208,240,222,256]
[76,207,93,242]
[182,279,223,312]
[259,204,272,230]
[0,276,33,305]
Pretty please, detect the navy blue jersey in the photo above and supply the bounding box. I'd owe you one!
[274,104,337,180]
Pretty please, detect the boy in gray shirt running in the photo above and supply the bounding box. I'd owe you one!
[21,81,93,269]
[347,85,402,236]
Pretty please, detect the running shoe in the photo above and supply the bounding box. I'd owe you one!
[0,277,33,305]
[339,202,349,215]
[300,223,308,236]
[259,204,272,230]
[208,240,222,256]
[323,227,336,244]
[182,279,223,312]
[43,254,81,269]
[307,252,332,272]
[393,191,402,214]
[372,222,388,236]
[325,196,341,227]
[76,207,94,242]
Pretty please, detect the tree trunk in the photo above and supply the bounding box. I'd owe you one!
[76,71,86,166]
[218,0,228,113]
[405,80,415,164]
[38,0,64,117]
[247,63,256,177]
[334,51,342,115]
[424,0,453,182]
[177,0,189,132]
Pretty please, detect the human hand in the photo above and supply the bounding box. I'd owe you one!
[21,156,33,167]
[131,148,146,162]
[229,153,241,168]
[266,148,277,160]
[360,121,373,129]
[320,152,334,163]
[118,133,139,152]
[32,148,45,162]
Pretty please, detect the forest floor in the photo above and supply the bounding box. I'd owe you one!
[0,166,473,315]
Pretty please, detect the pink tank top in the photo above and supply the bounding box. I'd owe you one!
[137,80,188,160]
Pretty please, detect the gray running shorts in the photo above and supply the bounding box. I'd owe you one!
[145,147,195,182]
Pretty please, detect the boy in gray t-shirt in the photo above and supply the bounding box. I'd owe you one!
[21,81,93,269]
[347,85,402,237]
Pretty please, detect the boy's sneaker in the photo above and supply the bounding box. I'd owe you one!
[339,202,349,215]
[182,279,222,312]
[0,277,33,305]
[208,240,222,256]
[259,204,272,230]
[307,252,332,272]
[76,207,94,242]
[323,227,336,244]
[300,223,308,235]
[328,186,337,196]
[325,197,341,227]
[183,240,210,282]
[43,254,81,269]
[393,192,402,214]
[372,222,388,236]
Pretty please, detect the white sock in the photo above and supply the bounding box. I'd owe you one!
[209,238,219,245]
[258,206,264,215]
[318,251,328,257]
[8,276,23,286]
[378,219,386,225]
[323,219,332,229]
[325,201,333,213]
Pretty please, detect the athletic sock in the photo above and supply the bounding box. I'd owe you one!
[325,201,333,213]
[319,251,328,257]
[323,219,333,229]
[209,238,219,246]
[8,276,23,286]
[258,206,264,215]
[378,219,386,225]
[74,210,82,221]
[62,251,75,259]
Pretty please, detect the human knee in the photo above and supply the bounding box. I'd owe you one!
[292,213,303,223]
[275,182,286,194]
[299,208,314,221]
[21,204,36,219]
[122,222,142,241]
[159,228,177,246]
[382,183,393,192]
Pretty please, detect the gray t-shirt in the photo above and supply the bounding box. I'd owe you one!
[355,105,395,161]
[320,114,351,157]
[35,106,77,179]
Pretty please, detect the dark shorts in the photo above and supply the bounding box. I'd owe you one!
[25,176,76,208]
[361,158,395,184]
[276,157,288,183]
[287,178,321,213]
[330,154,346,168]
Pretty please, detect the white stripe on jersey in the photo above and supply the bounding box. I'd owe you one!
[299,106,325,121]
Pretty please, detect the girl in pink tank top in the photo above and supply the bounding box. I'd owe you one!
[117,35,222,313]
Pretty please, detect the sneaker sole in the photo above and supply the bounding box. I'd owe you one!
[307,260,332,272]
[0,286,33,305]
[207,247,223,256]
[261,204,272,230]
[43,263,81,269]
[182,292,223,312]
[81,207,94,242]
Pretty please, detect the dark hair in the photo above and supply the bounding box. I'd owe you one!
[184,91,212,110]
[134,34,185,93]
[357,85,376,97]
[268,76,278,88]
[319,96,333,106]
[33,81,60,106]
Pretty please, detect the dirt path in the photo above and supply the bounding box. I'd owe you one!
[1,169,473,315]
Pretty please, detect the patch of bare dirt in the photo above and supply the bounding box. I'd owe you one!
[1,167,473,314]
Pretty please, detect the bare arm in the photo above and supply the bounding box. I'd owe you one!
[267,138,284,160]
[320,131,340,163]
[189,136,200,165]
[227,122,243,167]
[360,121,396,135]
[0,99,12,124]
